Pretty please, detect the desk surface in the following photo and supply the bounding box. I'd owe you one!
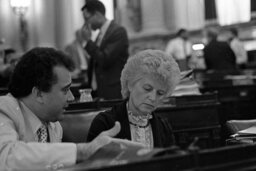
[65,93,218,113]
[62,143,256,171]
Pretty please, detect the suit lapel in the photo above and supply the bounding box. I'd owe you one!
[100,21,114,48]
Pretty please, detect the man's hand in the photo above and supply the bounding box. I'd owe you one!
[81,24,92,42]
[76,122,144,163]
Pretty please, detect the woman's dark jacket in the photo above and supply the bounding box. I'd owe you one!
[87,101,175,148]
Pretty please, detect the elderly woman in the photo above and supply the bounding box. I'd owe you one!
[87,49,180,148]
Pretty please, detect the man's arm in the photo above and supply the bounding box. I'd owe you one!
[0,114,76,170]
[0,113,143,170]
[85,27,128,69]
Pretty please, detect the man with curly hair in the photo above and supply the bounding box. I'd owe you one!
[0,47,142,170]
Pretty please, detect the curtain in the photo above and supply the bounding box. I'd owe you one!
[164,0,205,31]
[215,0,251,25]
[0,0,85,52]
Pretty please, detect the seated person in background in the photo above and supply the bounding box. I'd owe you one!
[1,48,19,83]
[0,48,18,87]
[203,27,236,70]
[87,49,181,148]
[0,47,142,170]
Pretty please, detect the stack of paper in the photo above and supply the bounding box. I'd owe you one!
[172,70,201,96]
[232,126,256,140]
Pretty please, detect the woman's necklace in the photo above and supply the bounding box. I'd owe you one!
[129,119,150,128]
[127,103,152,128]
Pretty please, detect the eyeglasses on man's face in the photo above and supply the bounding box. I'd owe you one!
[83,10,94,22]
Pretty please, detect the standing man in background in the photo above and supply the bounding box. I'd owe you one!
[81,0,129,100]
[228,28,248,69]
[165,29,192,71]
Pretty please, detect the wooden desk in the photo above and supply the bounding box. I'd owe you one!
[194,70,256,119]
[62,94,221,149]
[200,81,256,121]
[66,94,218,112]
[193,69,256,82]
[156,103,220,149]
[62,143,256,171]
[194,71,256,142]
[66,99,123,112]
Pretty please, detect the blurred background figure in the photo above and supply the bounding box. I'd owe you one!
[228,28,248,69]
[203,27,236,70]
[3,48,16,64]
[1,48,18,85]
[65,29,90,86]
[0,43,19,87]
[165,29,192,71]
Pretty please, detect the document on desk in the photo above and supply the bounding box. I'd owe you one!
[237,126,256,136]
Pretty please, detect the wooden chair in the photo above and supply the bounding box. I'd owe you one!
[60,110,104,143]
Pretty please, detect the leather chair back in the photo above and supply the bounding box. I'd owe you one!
[60,110,103,142]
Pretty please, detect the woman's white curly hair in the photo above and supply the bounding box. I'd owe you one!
[121,49,181,99]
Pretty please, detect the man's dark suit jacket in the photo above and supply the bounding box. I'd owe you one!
[85,21,129,100]
[87,101,176,148]
[204,39,236,70]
